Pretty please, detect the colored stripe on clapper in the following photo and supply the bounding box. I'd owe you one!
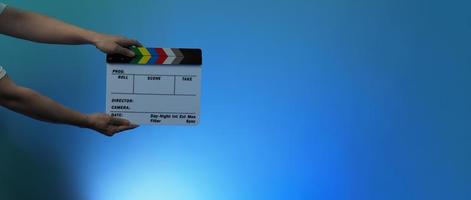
[106,47,202,65]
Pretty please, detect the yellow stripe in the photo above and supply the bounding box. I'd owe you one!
[138,56,151,64]
[138,47,151,56]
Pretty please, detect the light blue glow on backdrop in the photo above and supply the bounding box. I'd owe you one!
[0,0,470,199]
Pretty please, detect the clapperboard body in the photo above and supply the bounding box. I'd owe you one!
[106,47,202,125]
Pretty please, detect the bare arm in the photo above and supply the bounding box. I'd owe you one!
[0,6,141,56]
[0,76,138,136]
[0,5,141,135]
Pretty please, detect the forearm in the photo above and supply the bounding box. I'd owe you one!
[0,6,141,56]
[0,85,90,128]
[0,76,137,135]
[0,6,100,45]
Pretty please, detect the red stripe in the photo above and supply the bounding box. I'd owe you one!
[155,48,167,64]
[153,48,160,64]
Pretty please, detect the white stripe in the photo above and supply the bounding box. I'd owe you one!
[163,48,175,57]
[0,66,6,80]
[163,48,176,64]
[164,57,176,64]
[0,3,7,15]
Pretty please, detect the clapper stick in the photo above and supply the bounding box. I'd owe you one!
[107,47,202,65]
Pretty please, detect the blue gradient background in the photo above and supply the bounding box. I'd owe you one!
[1,0,470,199]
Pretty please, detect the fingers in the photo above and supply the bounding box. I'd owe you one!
[87,113,139,136]
[105,124,138,136]
[96,35,142,57]
[102,124,138,137]
[109,116,139,127]
[116,38,143,47]
[115,38,143,57]
[109,117,131,126]
[113,45,136,57]
[114,124,139,134]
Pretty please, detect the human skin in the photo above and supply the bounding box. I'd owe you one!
[0,5,141,136]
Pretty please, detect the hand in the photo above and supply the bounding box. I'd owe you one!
[92,34,142,57]
[85,113,139,136]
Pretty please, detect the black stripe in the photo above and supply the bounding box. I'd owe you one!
[179,49,202,65]
[107,54,133,63]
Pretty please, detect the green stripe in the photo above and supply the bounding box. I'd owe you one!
[130,46,141,56]
[130,55,142,64]
[129,47,142,63]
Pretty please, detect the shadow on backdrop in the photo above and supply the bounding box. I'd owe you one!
[0,121,81,200]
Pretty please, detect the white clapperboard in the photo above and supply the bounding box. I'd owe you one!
[106,47,202,125]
